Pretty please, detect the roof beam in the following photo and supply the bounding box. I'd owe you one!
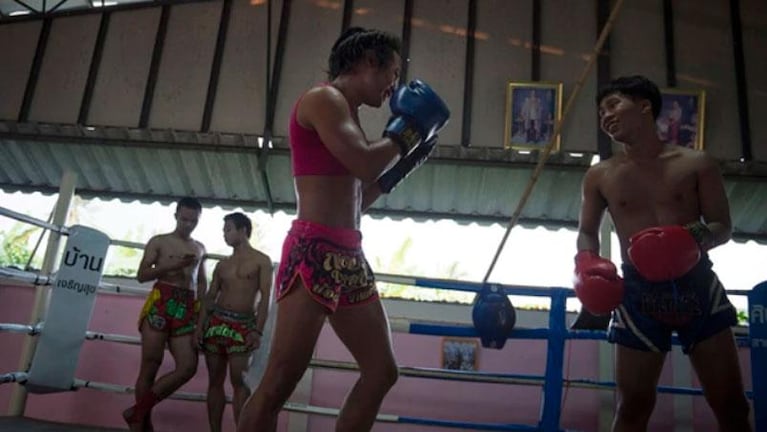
[48,0,70,14]
[12,0,38,14]
[0,0,219,23]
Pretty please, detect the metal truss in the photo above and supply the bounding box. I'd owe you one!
[1,0,215,20]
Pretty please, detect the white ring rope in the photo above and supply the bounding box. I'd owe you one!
[70,378,399,421]
[2,371,392,420]
[0,322,608,390]
[0,372,28,384]
[0,323,39,335]
[0,267,174,297]
[310,358,542,386]
[0,316,467,341]
[0,265,552,302]
[0,205,227,261]
[0,207,68,234]
[0,368,405,422]
[84,331,140,345]
[0,267,53,286]
[308,359,617,392]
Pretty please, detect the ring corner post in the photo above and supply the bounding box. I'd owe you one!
[7,171,78,416]
[539,288,568,432]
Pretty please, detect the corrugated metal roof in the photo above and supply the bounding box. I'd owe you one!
[1,121,766,243]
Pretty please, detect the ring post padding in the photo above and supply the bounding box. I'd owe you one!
[26,226,110,393]
[749,281,767,431]
[539,288,567,431]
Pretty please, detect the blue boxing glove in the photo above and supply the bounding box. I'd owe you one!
[472,284,516,349]
[384,80,450,156]
[377,135,438,193]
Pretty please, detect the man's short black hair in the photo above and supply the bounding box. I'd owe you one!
[597,75,662,120]
[224,212,252,238]
[176,197,202,213]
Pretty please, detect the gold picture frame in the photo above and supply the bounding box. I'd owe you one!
[504,81,563,152]
[441,337,479,371]
[656,88,706,150]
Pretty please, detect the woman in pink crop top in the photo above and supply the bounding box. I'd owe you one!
[238,27,404,432]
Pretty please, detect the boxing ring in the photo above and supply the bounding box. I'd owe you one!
[0,203,765,432]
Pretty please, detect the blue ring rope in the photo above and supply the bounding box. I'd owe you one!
[396,415,540,431]
[382,275,762,431]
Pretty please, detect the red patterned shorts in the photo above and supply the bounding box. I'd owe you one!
[201,306,257,355]
[138,281,198,337]
[275,220,379,313]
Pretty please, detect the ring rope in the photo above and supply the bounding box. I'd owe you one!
[0,267,53,286]
[0,205,227,261]
[0,323,39,335]
[1,369,752,432]
[1,322,752,398]
[0,372,28,384]
[69,379,514,430]
[0,207,68,234]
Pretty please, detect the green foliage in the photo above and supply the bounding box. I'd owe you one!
[0,224,39,269]
[737,309,749,326]
[103,245,141,278]
[374,236,474,304]
[374,237,418,298]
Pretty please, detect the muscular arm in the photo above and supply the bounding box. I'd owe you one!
[199,264,222,324]
[696,155,732,249]
[136,237,165,283]
[254,257,274,334]
[577,166,609,253]
[196,244,208,301]
[301,86,400,182]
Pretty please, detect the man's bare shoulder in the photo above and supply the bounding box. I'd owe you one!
[247,248,273,266]
[669,145,716,170]
[678,145,711,160]
[585,153,623,176]
[247,248,272,267]
[146,233,174,245]
[215,256,233,267]
[193,239,206,252]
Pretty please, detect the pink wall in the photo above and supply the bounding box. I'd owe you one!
[691,344,754,430]
[0,283,756,431]
[312,327,655,432]
[0,284,289,432]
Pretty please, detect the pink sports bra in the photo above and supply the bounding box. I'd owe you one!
[289,90,350,177]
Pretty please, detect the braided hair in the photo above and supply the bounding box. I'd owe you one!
[328,27,401,80]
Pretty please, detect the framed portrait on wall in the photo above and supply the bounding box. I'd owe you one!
[504,81,563,152]
[656,88,706,150]
[441,338,479,371]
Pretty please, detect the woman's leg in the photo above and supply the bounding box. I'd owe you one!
[236,279,328,432]
[329,299,399,432]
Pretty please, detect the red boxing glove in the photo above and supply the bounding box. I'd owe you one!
[573,250,624,315]
[627,225,701,282]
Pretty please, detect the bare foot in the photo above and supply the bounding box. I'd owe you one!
[122,406,144,432]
